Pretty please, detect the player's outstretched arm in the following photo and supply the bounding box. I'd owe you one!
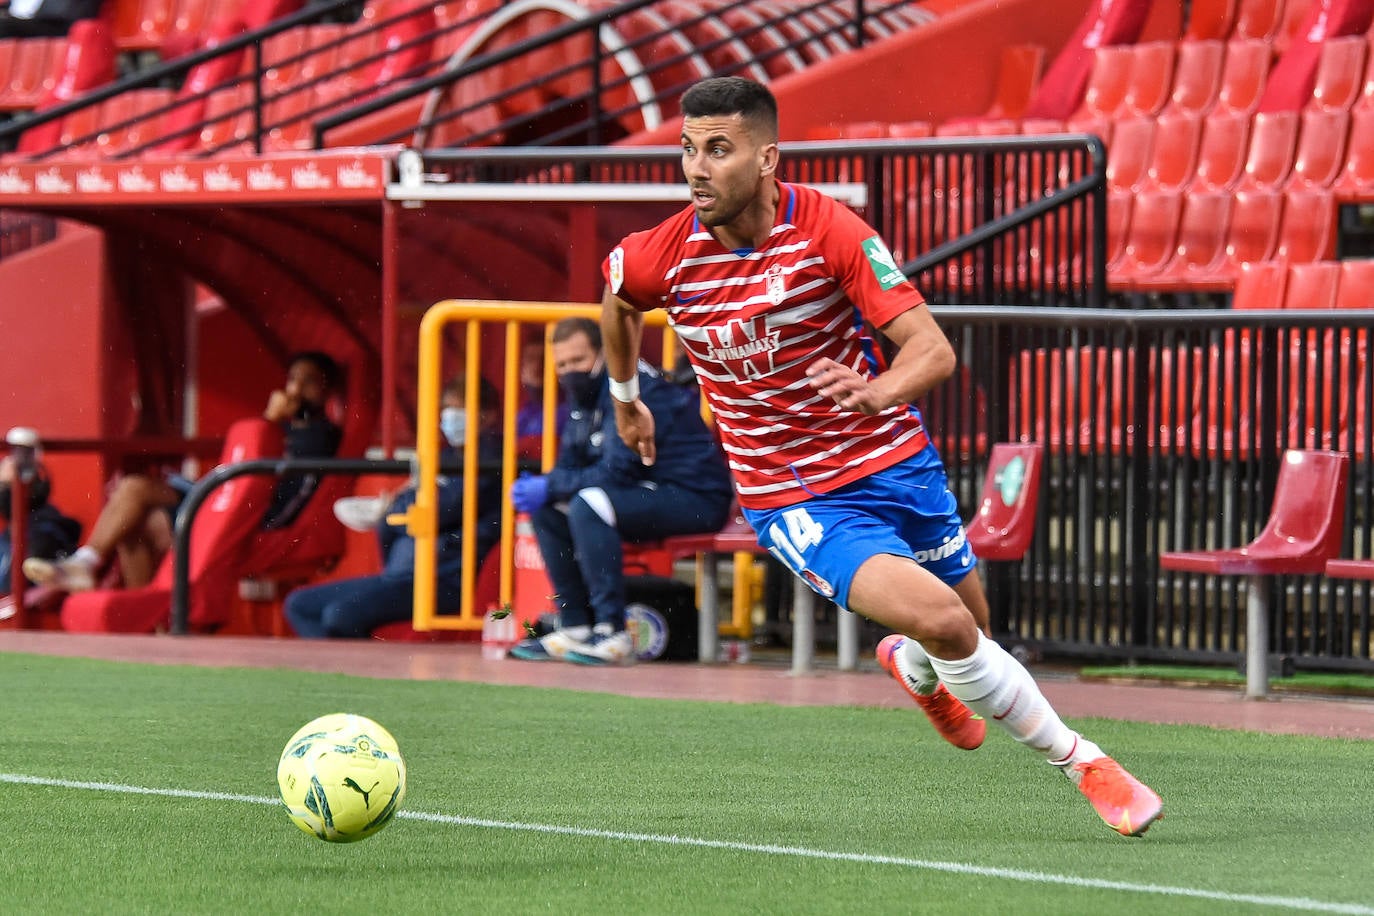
[806,305,955,414]
[600,287,657,465]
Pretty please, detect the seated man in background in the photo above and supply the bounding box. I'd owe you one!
[0,427,81,594]
[508,316,733,665]
[24,351,343,592]
[284,375,505,638]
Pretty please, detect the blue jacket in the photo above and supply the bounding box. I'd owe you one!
[377,430,504,582]
[545,367,732,504]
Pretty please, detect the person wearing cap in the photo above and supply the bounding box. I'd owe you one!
[0,428,81,594]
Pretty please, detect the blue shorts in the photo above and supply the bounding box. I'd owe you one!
[742,453,976,611]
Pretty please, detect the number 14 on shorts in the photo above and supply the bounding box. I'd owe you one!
[767,507,824,571]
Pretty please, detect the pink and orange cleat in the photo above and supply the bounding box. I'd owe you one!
[1068,757,1163,837]
[876,634,985,750]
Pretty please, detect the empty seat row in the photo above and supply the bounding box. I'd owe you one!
[1232,258,1374,309]
[1108,106,1358,195]
[1108,186,1335,290]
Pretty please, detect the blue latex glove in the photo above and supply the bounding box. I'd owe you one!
[510,473,549,514]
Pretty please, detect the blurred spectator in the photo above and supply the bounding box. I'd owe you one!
[507,316,732,665]
[284,374,505,638]
[0,427,80,594]
[0,0,103,39]
[23,351,343,592]
[515,335,568,440]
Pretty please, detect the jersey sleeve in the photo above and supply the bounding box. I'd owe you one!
[824,201,926,328]
[602,230,665,313]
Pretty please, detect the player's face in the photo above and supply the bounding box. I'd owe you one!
[681,113,776,229]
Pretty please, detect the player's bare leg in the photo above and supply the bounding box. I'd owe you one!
[853,554,1162,836]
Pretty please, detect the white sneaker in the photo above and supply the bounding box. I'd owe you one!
[507,628,591,661]
[22,556,96,592]
[565,625,635,666]
[333,495,389,532]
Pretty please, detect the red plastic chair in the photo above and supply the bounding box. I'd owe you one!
[1166,38,1226,116]
[1221,188,1284,271]
[965,442,1043,561]
[1185,0,1238,40]
[1110,187,1184,285]
[1072,44,1135,122]
[1284,260,1341,309]
[1106,115,1155,192]
[1232,0,1284,41]
[1193,108,1253,190]
[1333,105,1374,198]
[1231,258,1289,309]
[1273,187,1337,262]
[1159,449,1348,696]
[1237,109,1300,190]
[1310,34,1368,112]
[1121,40,1177,119]
[1326,557,1374,580]
[1336,257,1374,308]
[1286,107,1351,189]
[1215,38,1270,114]
[1139,190,1234,289]
[1144,109,1204,191]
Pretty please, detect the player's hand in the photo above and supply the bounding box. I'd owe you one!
[806,358,886,415]
[613,399,657,466]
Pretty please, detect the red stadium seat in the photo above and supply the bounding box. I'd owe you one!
[965,442,1043,562]
[1215,38,1270,114]
[1273,187,1337,261]
[0,37,61,111]
[1237,109,1300,190]
[1283,260,1341,309]
[1231,0,1284,41]
[1072,44,1135,122]
[1231,258,1289,309]
[1333,105,1374,198]
[1144,109,1203,191]
[1336,258,1374,308]
[1121,40,1177,118]
[1106,115,1155,191]
[1221,187,1284,272]
[1139,190,1234,289]
[1286,107,1350,189]
[1166,39,1226,116]
[1185,0,1238,40]
[1192,108,1253,190]
[1310,34,1368,111]
[1159,448,1348,696]
[1105,190,1134,269]
[1110,188,1184,285]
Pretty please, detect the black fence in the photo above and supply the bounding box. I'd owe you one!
[932,305,1374,672]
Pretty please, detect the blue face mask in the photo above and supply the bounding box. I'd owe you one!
[440,407,466,446]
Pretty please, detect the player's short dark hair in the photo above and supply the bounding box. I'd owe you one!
[287,350,341,391]
[681,77,778,139]
[551,316,602,351]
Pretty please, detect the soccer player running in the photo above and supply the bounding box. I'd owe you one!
[599,76,1162,837]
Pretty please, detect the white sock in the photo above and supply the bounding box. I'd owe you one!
[927,633,1094,763]
[72,546,101,567]
[558,625,590,641]
[895,638,940,694]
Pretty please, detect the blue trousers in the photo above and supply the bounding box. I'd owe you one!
[530,484,730,631]
[284,574,462,639]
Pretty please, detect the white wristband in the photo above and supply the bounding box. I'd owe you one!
[609,375,640,403]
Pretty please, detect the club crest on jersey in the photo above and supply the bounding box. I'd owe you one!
[608,246,625,294]
[695,315,781,381]
[862,236,906,290]
[764,264,787,305]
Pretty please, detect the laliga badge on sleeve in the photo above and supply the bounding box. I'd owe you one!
[609,246,625,294]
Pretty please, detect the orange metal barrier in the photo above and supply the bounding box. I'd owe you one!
[396,299,674,631]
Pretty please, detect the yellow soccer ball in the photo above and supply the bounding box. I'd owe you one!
[276,713,406,843]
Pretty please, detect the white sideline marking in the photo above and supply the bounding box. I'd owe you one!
[4,772,1371,915]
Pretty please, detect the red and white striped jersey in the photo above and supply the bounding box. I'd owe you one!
[603,181,936,510]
